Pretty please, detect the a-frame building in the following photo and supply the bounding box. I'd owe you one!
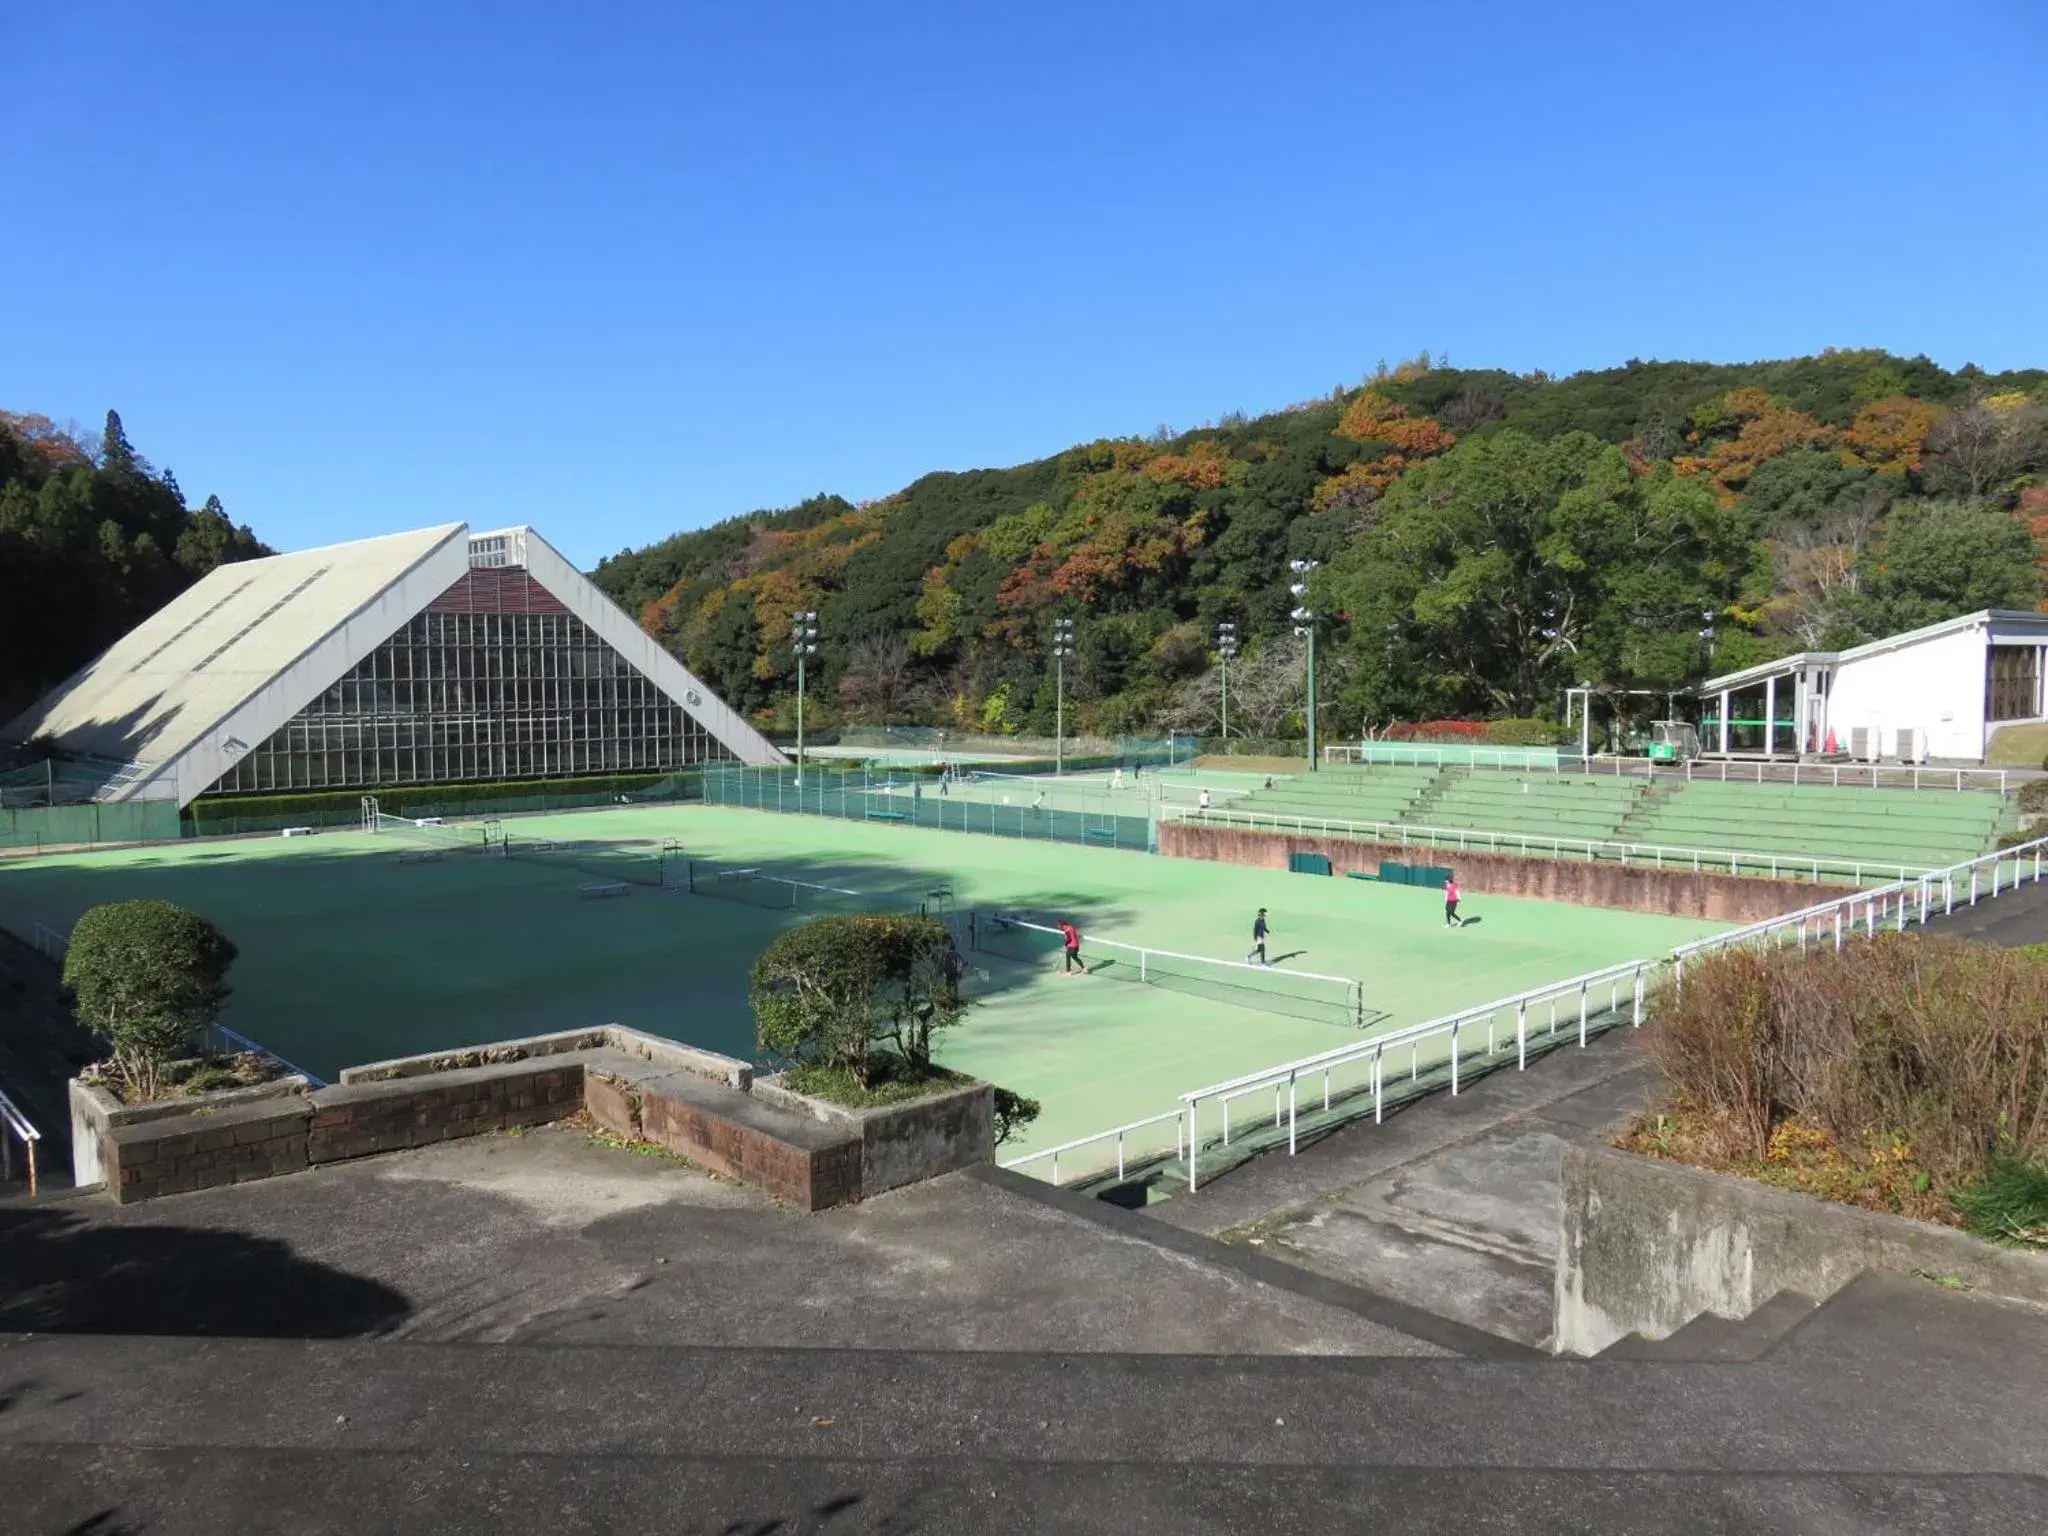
[0,523,785,807]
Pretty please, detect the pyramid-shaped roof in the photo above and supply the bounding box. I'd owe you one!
[1,523,785,805]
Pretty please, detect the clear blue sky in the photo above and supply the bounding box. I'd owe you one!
[6,2,2046,567]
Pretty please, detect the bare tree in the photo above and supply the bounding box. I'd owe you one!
[1166,635,1328,738]
[835,634,925,724]
[1764,506,1878,649]
[1927,402,2048,499]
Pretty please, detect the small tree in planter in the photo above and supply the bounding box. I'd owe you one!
[751,913,966,1095]
[63,900,238,1102]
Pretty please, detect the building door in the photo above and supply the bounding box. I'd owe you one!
[1986,646,2042,723]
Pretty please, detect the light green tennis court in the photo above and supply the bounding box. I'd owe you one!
[0,804,1726,1168]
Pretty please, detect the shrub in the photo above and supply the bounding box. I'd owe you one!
[1383,719,1491,743]
[63,900,239,1102]
[992,1087,1042,1147]
[1485,717,1566,746]
[1956,1153,2048,1248]
[2017,779,2048,815]
[751,913,966,1088]
[1648,937,2048,1190]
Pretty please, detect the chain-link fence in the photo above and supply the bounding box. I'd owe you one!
[703,765,1156,852]
[1,799,183,852]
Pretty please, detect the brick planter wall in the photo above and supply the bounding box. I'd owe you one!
[307,1061,584,1164]
[1161,822,1849,923]
[753,1076,994,1199]
[71,1026,974,1211]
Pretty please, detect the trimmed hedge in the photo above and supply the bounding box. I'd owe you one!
[189,770,699,825]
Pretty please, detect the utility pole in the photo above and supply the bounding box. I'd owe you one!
[793,611,819,787]
[1216,622,1238,743]
[1290,559,1321,772]
[1052,618,1076,774]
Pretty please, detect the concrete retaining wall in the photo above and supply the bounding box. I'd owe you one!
[1554,1144,2048,1355]
[1162,822,1847,922]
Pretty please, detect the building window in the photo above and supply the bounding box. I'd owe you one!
[1987,646,2041,723]
[203,606,732,795]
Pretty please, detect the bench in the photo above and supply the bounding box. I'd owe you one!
[578,881,630,900]
[280,826,316,837]
[866,810,908,822]
[397,850,443,865]
[1084,827,1118,845]
[411,817,446,827]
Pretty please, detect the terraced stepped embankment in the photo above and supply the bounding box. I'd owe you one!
[1615,781,2003,871]
[1205,765,2010,878]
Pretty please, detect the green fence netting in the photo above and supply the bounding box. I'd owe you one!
[1,799,183,852]
[703,765,1156,852]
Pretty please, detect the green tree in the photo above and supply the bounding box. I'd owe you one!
[750,913,965,1089]
[1857,501,2044,634]
[63,900,238,1102]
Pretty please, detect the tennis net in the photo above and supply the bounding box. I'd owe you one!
[971,911,1364,1028]
[373,811,493,855]
[683,858,874,912]
[502,834,665,887]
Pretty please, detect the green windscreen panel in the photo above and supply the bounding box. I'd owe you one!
[1414,865,1453,890]
[1377,860,1410,884]
[1288,851,1333,876]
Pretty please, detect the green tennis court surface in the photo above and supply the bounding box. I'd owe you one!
[0,805,1726,1166]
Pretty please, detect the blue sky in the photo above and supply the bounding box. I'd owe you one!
[6,2,2046,567]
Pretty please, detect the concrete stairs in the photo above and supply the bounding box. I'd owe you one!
[1593,1289,1820,1362]
[3,1271,2045,1534]
[1611,779,1680,844]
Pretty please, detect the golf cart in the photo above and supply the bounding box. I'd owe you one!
[1646,721,1701,763]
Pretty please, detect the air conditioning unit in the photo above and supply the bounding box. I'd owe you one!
[1896,728,1919,763]
[1850,727,1871,761]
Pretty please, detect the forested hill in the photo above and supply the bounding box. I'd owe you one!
[0,411,269,724]
[595,351,2048,741]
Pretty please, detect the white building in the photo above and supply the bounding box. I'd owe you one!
[1,523,785,807]
[1693,609,2048,764]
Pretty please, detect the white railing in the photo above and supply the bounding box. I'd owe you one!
[1015,832,2048,1194]
[0,1083,41,1197]
[197,1023,328,1089]
[1177,958,1660,1191]
[1322,744,2008,793]
[997,1108,1187,1186]
[31,921,68,963]
[1670,836,2048,982]
[1167,806,1936,886]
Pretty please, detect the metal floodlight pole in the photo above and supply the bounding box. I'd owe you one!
[793,611,819,787]
[1216,622,1238,743]
[1290,560,1321,772]
[1052,618,1077,774]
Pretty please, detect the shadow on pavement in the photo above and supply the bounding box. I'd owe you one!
[0,1206,411,1338]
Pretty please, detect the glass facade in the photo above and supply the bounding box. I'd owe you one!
[205,575,733,795]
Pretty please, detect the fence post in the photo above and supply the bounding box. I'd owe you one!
[1187,1100,1199,1192]
[1516,1000,1528,1069]
[1633,967,1645,1025]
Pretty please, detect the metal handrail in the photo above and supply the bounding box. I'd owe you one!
[1177,957,1660,1190]
[1167,806,1937,886]
[0,1084,41,1198]
[1018,833,2048,1194]
[996,1108,1187,1186]
[197,1023,328,1089]
[1671,836,2048,980]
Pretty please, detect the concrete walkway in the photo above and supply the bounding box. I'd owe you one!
[1143,1027,1655,1349]
[4,1269,2044,1534]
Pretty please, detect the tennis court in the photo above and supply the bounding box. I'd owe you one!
[0,803,1727,1167]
